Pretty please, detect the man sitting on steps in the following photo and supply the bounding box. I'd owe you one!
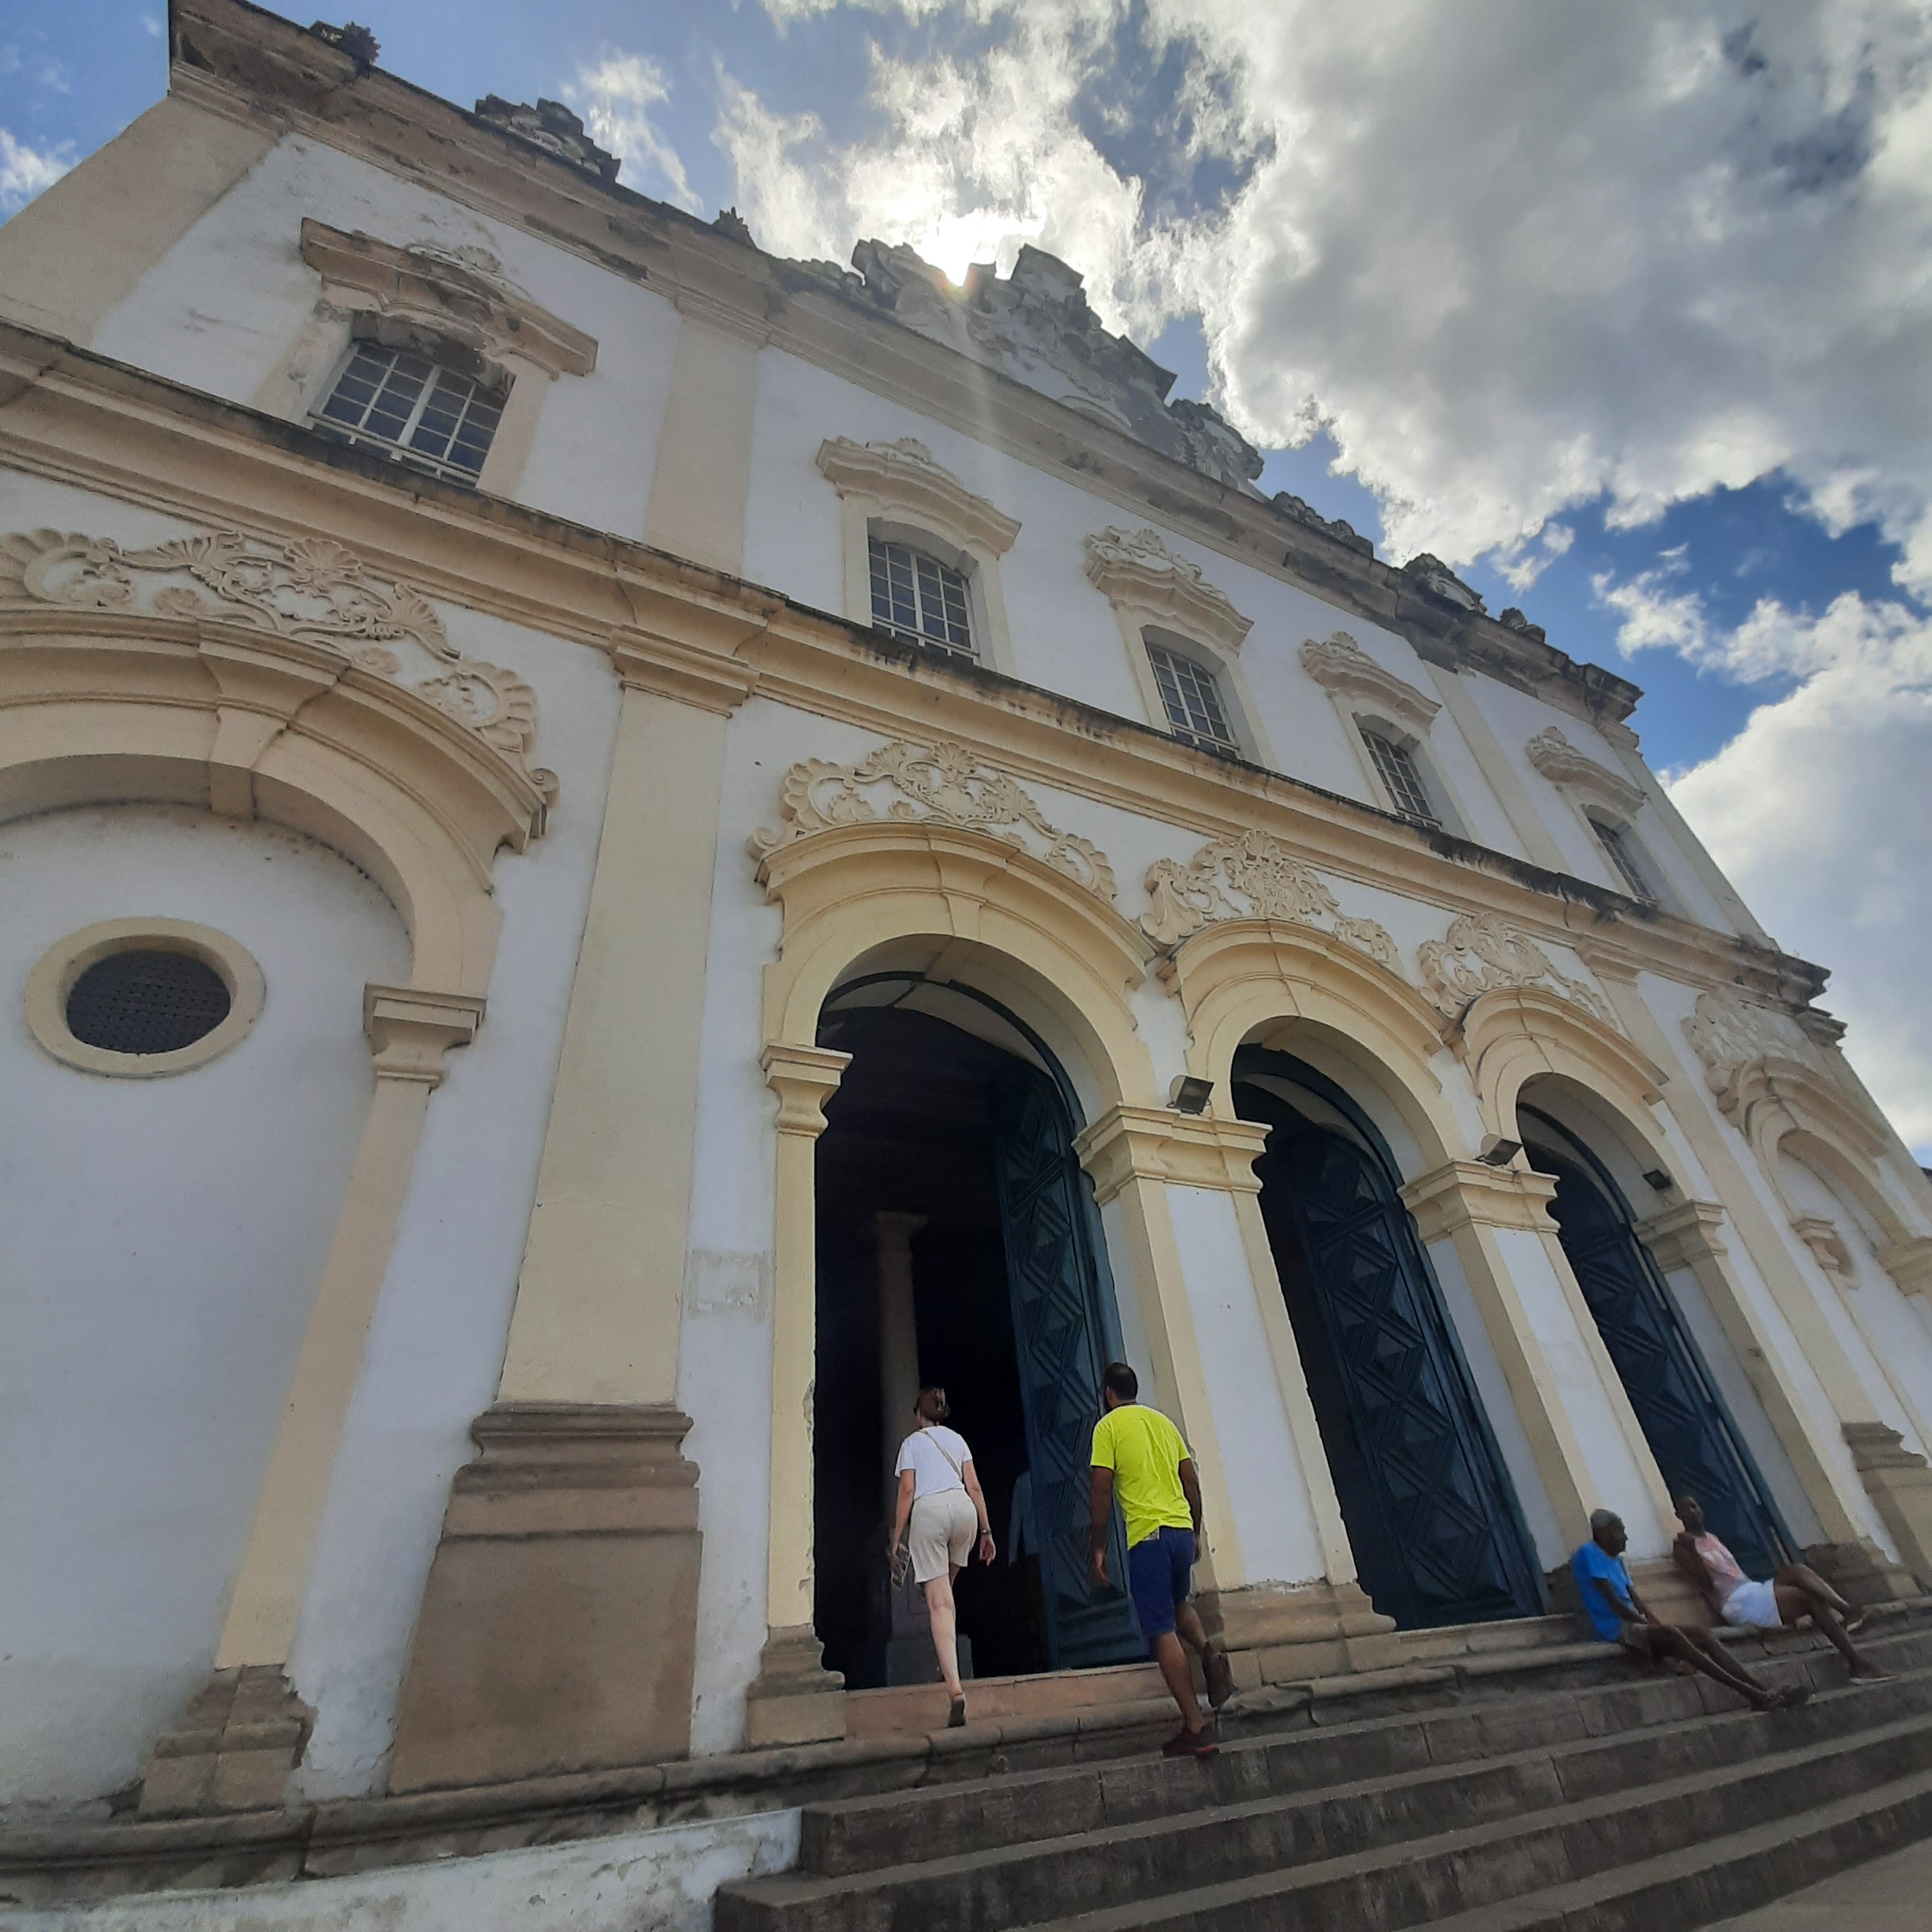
[1575,1508,1805,1713]
[1089,1361,1235,1758]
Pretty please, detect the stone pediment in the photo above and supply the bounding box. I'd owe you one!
[1525,725,1645,818]
[1300,631,1440,737]
[1084,527,1252,656]
[815,437,1020,556]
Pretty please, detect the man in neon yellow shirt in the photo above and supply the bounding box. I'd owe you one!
[1089,1360,1234,1757]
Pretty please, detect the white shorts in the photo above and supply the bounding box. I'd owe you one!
[908,1488,977,1583]
[1720,1578,1784,1630]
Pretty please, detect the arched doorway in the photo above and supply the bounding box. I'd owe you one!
[1235,1046,1544,1629]
[1522,1102,1791,1576]
[811,979,1142,1689]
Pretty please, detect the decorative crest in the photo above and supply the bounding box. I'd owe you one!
[1299,631,1440,737]
[1525,725,1646,818]
[1142,829,1400,971]
[0,528,555,804]
[1683,989,1813,1092]
[749,739,1115,901]
[1416,910,1615,1027]
[1084,527,1252,654]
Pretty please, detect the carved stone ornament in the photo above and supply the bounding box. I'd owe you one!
[1402,552,1486,612]
[0,528,556,804]
[1525,725,1646,818]
[1417,910,1616,1027]
[1683,989,1814,1095]
[815,436,1020,556]
[1142,829,1401,971]
[1084,527,1252,657]
[1299,631,1441,738]
[749,739,1116,901]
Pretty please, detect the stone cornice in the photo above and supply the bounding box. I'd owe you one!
[1399,1162,1560,1241]
[0,317,1825,1013]
[1083,526,1252,657]
[164,0,1642,731]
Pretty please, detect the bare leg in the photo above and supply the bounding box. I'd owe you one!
[923,1571,963,1701]
[1175,1600,1234,1706]
[1773,1582,1885,1677]
[1664,1627,1780,1708]
[1153,1631,1207,1733]
[1776,1563,1855,1618]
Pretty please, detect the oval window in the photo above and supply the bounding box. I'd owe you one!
[66,949,234,1054]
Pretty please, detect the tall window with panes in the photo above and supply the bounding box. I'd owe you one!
[1360,728,1440,828]
[1593,818,1657,901]
[1146,640,1238,754]
[868,538,975,659]
[312,341,506,485]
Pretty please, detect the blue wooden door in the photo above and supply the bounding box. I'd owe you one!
[1249,1097,1544,1628]
[1532,1141,1787,1577]
[990,1065,1144,1668]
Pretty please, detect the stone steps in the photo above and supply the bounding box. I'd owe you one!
[716,1620,1932,1932]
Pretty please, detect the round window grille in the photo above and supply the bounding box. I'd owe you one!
[65,949,233,1055]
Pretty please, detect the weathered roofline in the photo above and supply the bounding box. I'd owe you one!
[166,0,1643,729]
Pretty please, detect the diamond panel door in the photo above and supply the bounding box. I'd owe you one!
[1254,1114,1544,1629]
[990,1065,1144,1669]
[1538,1152,1784,1578]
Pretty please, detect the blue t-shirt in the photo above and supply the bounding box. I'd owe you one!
[1574,1541,1634,1642]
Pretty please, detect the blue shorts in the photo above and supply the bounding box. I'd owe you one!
[1127,1525,1196,1649]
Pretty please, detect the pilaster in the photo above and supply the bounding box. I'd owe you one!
[143,983,482,1813]
[642,299,766,575]
[1841,1423,1932,1593]
[747,1043,852,1748]
[388,1403,702,1789]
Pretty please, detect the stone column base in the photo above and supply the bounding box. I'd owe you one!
[1196,1580,1402,1690]
[743,1625,846,1747]
[387,1402,702,1793]
[1799,1538,1919,1605]
[1844,1421,1932,1592]
[138,1666,313,1817]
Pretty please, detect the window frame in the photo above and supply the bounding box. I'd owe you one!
[309,335,512,489]
[1358,721,1444,829]
[1144,634,1242,755]
[866,530,982,663]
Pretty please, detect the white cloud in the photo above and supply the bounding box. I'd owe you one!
[1663,592,1932,1155]
[707,2,1932,603]
[0,128,73,215]
[564,53,700,211]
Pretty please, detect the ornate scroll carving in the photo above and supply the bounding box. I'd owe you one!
[1142,829,1400,970]
[1417,910,1614,1026]
[1683,988,1812,1090]
[1083,527,1252,656]
[0,528,555,801]
[1525,725,1646,818]
[749,739,1116,901]
[1299,631,1440,737]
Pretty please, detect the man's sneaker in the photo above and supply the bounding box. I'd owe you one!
[1163,1725,1218,1758]
[1204,1644,1235,1709]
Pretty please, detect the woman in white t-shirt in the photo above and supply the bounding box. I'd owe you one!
[889,1386,996,1726]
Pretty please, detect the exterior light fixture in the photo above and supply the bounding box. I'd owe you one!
[1643,1169,1674,1193]
[1476,1136,1522,1166]
[1169,1074,1215,1114]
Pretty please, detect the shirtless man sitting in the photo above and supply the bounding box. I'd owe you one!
[1672,1492,1889,1683]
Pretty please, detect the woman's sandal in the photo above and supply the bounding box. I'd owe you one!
[948,1694,967,1728]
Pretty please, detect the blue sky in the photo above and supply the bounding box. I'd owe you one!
[6,1,1931,1149]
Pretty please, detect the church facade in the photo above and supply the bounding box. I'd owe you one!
[5,1,1932,1913]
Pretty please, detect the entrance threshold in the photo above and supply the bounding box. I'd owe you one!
[845,1660,1165,1740]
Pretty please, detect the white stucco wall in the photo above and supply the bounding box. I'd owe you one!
[0,804,410,1814]
[88,127,680,542]
[287,603,622,1799]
